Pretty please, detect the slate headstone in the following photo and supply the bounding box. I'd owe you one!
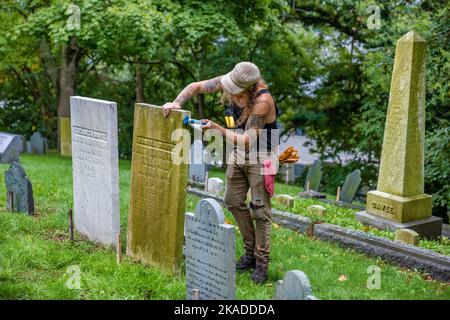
[5,161,34,215]
[30,132,46,154]
[189,139,206,183]
[340,170,362,203]
[207,177,224,195]
[70,96,120,246]
[0,132,21,163]
[275,270,317,300]
[185,198,235,300]
[304,160,322,191]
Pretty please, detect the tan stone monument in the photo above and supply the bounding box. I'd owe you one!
[356,31,442,239]
[126,103,190,273]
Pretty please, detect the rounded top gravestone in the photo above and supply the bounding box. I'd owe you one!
[195,198,225,225]
[275,270,316,300]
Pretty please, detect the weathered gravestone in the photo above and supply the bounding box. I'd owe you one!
[5,161,34,215]
[274,194,295,209]
[0,132,21,163]
[30,132,47,154]
[339,169,362,203]
[189,139,206,183]
[356,31,442,239]
[70,96,120,246]
[275,270,317,300]
[207,177,224,195]
[304,160,322,191]
[395,228,419,245]
[127,103,190,273]
[185,198,235,300]
[306,204,327,216]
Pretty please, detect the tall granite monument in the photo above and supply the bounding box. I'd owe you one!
[356,31,442,238]
[127,104,190,273]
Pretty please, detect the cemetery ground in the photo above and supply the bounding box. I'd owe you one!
[0,153,449,300]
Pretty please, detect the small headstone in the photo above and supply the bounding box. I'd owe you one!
[185,198,235,300]
[26,141,32,153]
[275,270,317,300]
[189,139,206,183]
[274,194,294,209]
[304,160,322,191]
[5,161,34,215]
[30,132,46,154]
[207,177,224,195]
[0,132,21,163]
[70,96,120,246]
[395,228,419,245]
[285,163,295,183]
[340,170,362,203]
[306,204,327,216]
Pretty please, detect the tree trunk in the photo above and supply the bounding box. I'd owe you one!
[57,37,83,154]
[135,63,145,103]
[197,93,205,119]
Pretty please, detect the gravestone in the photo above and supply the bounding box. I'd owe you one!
[340,170,362,203]
[0,132,21,163]
[356,31,442,239]
[30,132,46,154]
[304,160,322,191]
[127,103,190,273]
[284,163,295,183]
[306,204,327,216]
[274,194,294,209]
[275,270,317,300]
[70,96,120,246]
[207,177,224,195]
[185,198,235,300]
[395,228,419,245]
[189,139,206,183]
[5,161,34,214]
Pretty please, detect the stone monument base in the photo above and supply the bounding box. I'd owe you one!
[355,211,442,239]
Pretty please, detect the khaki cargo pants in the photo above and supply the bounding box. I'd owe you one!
[224,151,272,268]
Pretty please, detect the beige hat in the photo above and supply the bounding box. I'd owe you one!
[221,62,260,95]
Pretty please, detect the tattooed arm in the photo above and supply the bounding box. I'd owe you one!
[162,76,223,116]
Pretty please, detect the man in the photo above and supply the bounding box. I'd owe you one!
[163,62,279,283]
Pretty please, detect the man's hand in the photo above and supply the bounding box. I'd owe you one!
[162,102,181,117]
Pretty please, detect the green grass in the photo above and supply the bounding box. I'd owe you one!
[0,153,449,300]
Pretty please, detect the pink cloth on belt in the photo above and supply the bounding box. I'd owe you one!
[263,159,277,197]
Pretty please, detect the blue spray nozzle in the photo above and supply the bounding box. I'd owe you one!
[183,115,207,126]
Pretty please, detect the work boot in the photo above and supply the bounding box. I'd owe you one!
[236,255,256,271]
[251,265,268,284]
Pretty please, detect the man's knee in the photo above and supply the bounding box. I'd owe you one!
[249,202,271,222]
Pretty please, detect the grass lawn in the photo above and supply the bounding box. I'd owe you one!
[0,153,449,300]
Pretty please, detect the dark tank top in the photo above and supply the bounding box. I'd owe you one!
[228,89,279,152]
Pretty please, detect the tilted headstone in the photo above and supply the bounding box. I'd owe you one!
[185,198,235,300]
[304,160,322,191]
[274,194,295,209]
[189,139,206,183]
[30,132,46,154]
[340,170,362,203]
[0,132,21,163]
[127,104,190,273]
[356,31,441,239]
[275,270,317,300]
[5,161,34,214]
[70,96,120,246]
[207,177,224,195]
